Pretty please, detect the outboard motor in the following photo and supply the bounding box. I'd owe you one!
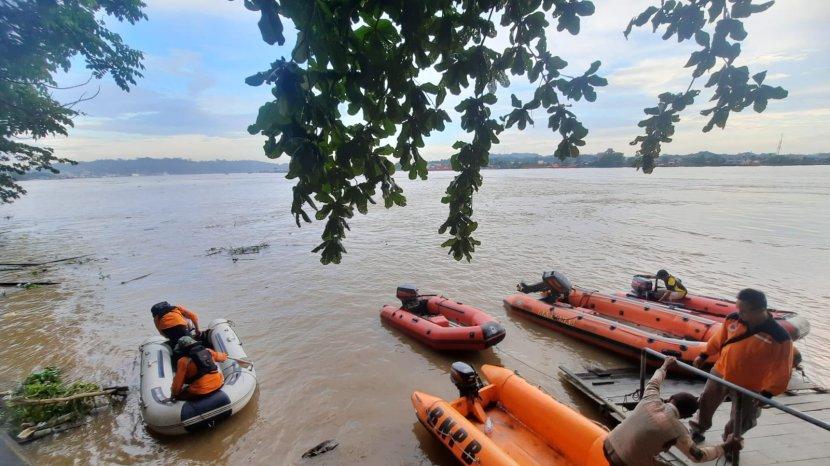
[397,284,419,308]
[450,361,483,400]
[630,275,654,298]
[517,270,572,302]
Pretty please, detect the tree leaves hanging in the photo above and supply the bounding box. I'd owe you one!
[625,0,787,173]
[0,0,146,203]
[242,0,606,264]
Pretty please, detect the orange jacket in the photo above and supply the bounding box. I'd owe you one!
[703,313,793,396]
[171,349,228,396]
[154,306,199,332]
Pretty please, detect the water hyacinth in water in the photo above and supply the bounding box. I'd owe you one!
[4,367,99,431]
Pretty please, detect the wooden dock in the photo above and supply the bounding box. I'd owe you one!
[560,365,830,465]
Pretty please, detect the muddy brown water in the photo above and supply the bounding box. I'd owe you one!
[1,167,828,465]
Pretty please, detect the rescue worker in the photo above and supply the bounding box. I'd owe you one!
[604,356,741,466]
[151,301,200,346]
[170,336,228,400]
[690,288,794,442]
[654,269,688,302]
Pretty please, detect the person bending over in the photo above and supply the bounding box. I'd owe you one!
[151,301,200,346]
[654,269,688,302]
[604,357,741,466]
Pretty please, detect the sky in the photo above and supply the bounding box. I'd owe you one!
[47,0,830,161]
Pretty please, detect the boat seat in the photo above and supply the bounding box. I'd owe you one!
[427,315,450,327]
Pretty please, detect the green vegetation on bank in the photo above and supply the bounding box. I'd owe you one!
[0,0,145,203]
[429,150,830,170]
[16,158,287,180]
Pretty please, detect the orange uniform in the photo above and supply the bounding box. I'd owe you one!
[154,306,199,333]
[703,313,793,395]
[171,349,228,397]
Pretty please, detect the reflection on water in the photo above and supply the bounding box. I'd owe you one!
[1,166,828,464]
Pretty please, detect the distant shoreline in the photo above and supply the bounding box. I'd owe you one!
[15,153,830,181]
[19,163,830,183]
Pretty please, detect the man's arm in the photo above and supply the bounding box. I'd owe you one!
[694,322,728,368]
[171,358,189,396]
[209,349,228,363]
[644,357,675,399]
[764,341,794,396]
[177,306,200,330]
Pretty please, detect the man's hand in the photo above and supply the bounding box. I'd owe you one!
[662,356,677,369]
[722,434,743,452]
[692,356,706,369]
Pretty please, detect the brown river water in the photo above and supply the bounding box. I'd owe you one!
[1,166,828,465]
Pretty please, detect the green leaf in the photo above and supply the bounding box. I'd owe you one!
[511,94,522,108]
[752,71,766,84]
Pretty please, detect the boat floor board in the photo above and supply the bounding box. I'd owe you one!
[559,365,830,466]
[473,406,574,466]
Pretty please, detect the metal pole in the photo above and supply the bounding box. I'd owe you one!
[642,348,830,431]
[733,394,743,466]
[639,348,648,400]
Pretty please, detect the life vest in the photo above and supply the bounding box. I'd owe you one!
[187,345,219,379]
[665,275,687,294]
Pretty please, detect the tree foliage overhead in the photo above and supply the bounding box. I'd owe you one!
[626,0,787,173]
[0,0,146,203]
[242,0,787,264]
[243,0,606,264]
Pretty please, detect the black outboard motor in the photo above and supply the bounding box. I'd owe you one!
[450,361,483,400]
[517,270,572,302]
[397,284,419,307]
[397,284,428,313]
[630,275,655,298]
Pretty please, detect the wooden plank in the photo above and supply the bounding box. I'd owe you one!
[561,364,830,466]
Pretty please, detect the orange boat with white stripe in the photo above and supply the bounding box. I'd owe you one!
[412,362,609,466]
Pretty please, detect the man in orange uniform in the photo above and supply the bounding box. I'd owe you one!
[170,336,228,400]
[151,301,200,346]
[691,288,794,441]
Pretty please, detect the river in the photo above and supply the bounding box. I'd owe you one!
[1,166,828,465]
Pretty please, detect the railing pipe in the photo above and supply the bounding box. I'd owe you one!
[640,348,830,431]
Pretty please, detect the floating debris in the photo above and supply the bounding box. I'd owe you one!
[0,281,59,288]
[119,273,152,285]
[1,367,127,443]
[206,243,270,258]
[302,439,339,458]
[0,255,93,268]
[229,242,269,255]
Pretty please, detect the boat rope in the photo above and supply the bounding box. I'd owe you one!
[492,346,560,384]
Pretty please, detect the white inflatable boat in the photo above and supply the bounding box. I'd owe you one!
[139,319,257,435]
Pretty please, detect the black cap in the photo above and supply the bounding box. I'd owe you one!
[150,301,174,316]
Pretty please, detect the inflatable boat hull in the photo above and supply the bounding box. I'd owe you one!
[139,319,257,435]
[504,293,712,364]
[381,296,505,351]
[412,364,608,466]
[616,291,810,341]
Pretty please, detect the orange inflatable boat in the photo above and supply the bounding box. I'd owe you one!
[380,285,506,351]
[412,362,609,466]
[504,291,713,364]
[506,271,722,364]
[619,275,810,340]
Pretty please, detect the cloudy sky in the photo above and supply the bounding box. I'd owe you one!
[48,0,830,161]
